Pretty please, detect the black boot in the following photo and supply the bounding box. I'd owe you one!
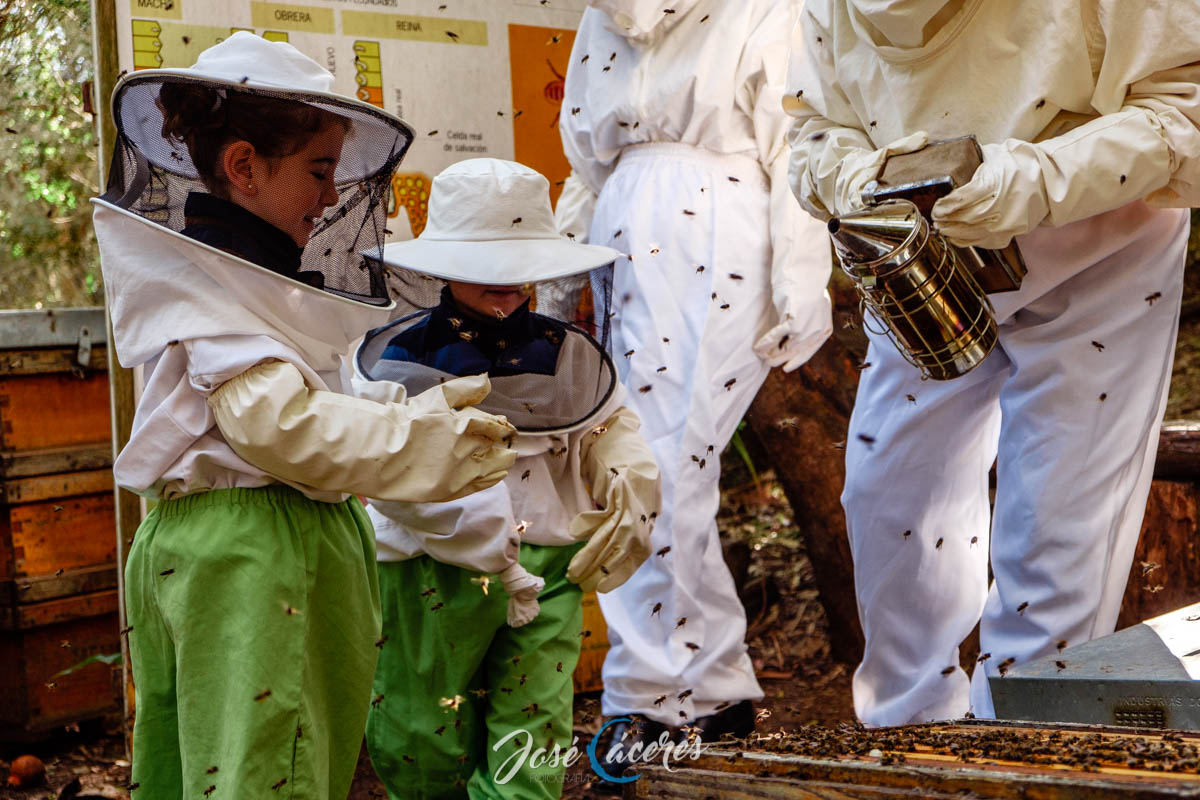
[597,715,674,779]
[686,699,756,744]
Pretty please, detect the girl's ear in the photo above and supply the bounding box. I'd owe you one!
[222,140,258,196]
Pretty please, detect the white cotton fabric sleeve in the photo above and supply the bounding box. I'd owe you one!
[368,484,545,627]
[739,11,833,372]
[208,360,517,503]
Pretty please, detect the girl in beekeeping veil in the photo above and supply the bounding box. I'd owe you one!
[93,32,516,797]
[556,0,834,773]
[787,0,1200,726]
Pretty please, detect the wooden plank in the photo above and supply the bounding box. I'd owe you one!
[2,469,113,504]
[0,612,121,737]
[3,564,119,605]
[5,347,109,377]
[5,494,117,581]
[574,590,609,694]
[0,372,111,451]
[1156,423,1200,480]
[0,443,112,479]
[0,347,108,377]
[0,590,119,631]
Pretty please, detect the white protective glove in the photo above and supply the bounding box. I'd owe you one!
[790,127,930,219]
[209,360,517,503]
[566,407,659,593]
[932,107,1190,249]
[498,563,546,628]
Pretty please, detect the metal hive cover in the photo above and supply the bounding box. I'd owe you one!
[992,602,1200,729]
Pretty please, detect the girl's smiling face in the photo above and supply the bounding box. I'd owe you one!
[223,123,346,247]
[447,281,534,320]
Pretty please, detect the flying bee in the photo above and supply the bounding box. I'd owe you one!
[654,694,667,707]
[756,709,772,722]
[556,662,563,672]
[581,54,589,63]
[679,711,688,718]
[458,330,477,342]
[514,520,530,534]
[903,530,912,540]
[254,689,272,702]
[977,652,991,663]
[431,602,445,611]
[580,629,592,639]
[609,51,616,61]
[1056,660,1067,670]
[698,459,706,469]
[512,655,521,665]
[724,378,737,390]
[1146,584,1165,593]
[651,602,662,616]
[624,349,635,358]
[375,635,389,648]
[683,209,695,216]
[720,303,730,310]
[650,247,660,255]
[440,694,466,712]
[471,575,490,595]
[519,674,528,686]
[906,394,917,404]
[283,603,301,616]
[833,440,846,450]
[160,568,175,578]
[434,725,446,736]
[685,642,700,651]
[700,13,710,22]
[935,537,944,549]
[445,30,459,41]
[657,366,667,373]
[602,66,611,72]
[691,454,700,462]
[272,779,288,791]
[1017,601,1029,614]
[610,467,619,477]
[521,470,531,481]
[1141,561,1160,575]
[997,657,1016,676]
[940,666,955,676]
[207,767,219,775]
[448,317,463,329]
[639,385,653,393]
[1100,393,1108,401]
[970,536,979,547]
[591,425,608,437]
[729,273,744,281]
[522,402,536,413]
[662,337,670,344]
[1056,639,1068,652]
[421,587,437,598]
[1146,292,1163,305]
[657,546,671,557]
[696,265,706,273]
[1091,340,1105,351]
[675,617,687,629]
[678,689,693,701]
[427,130,439,136]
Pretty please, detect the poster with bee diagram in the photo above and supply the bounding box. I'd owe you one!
[115,0,586,238]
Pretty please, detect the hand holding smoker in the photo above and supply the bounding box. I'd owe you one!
[829,136,1027,380]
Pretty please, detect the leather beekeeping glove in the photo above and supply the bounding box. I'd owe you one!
[933,106,1198,249]
[790,127,930,219]
[209,359,517,503]
[498,563,546,628]
[566,407,659,593]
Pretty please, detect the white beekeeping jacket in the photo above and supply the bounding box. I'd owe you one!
[787,0,1200,224]
[96,202,392,501]
[557,0,830,363]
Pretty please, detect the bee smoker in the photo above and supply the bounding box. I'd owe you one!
[829,199,997,381]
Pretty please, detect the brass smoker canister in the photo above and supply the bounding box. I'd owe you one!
[830,199,997,381]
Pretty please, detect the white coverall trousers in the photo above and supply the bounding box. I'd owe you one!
[843,202,1189,727]
[591,144,769,725]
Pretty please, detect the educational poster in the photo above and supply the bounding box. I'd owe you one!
[116,0,585,238]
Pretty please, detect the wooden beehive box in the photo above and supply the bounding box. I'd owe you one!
[0,308,122,739]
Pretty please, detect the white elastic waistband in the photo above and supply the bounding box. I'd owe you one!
[616,142,766,187]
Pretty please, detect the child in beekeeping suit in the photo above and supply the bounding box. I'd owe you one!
[92,33,517,798]
[355,158,661,799]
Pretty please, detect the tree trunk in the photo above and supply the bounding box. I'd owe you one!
[745,276,867,665]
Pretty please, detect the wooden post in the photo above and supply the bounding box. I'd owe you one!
[90,0,140,748]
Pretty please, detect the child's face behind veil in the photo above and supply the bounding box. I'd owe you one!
[227,122,347,247]
[447,281,533,321]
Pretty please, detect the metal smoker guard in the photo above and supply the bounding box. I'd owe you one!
[830,200,997,381]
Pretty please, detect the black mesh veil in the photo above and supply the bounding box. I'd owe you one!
[359,264,618,434]
[101,74,414,307]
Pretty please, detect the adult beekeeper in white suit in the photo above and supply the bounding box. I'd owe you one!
[556,0,833,769]
[787,1,1200,726]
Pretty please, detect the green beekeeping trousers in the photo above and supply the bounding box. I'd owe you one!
[124,486,381,799]
[366,543,585,800]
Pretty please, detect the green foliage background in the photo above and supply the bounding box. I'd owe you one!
[1,0,100,309]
